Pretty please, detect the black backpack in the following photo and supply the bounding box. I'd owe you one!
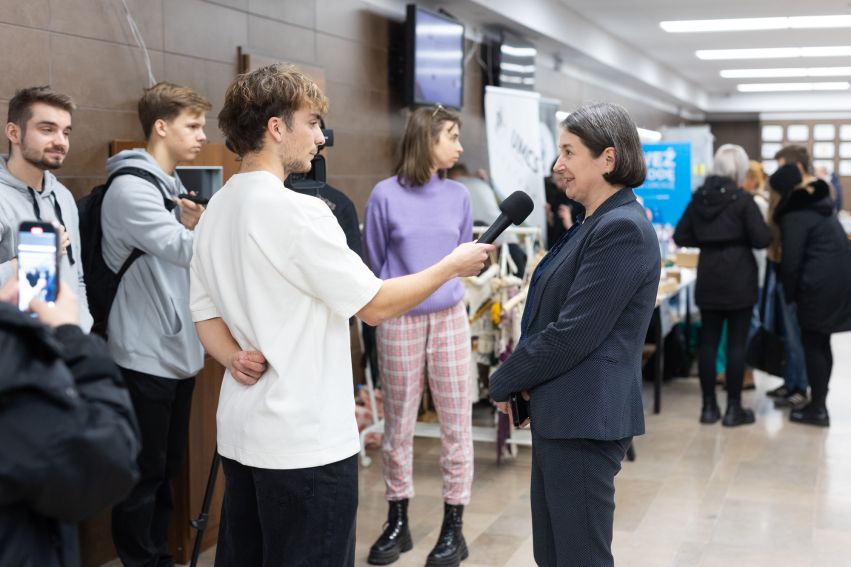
[77,167,174,336]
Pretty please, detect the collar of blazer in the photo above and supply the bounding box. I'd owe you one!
[526,188,638,326]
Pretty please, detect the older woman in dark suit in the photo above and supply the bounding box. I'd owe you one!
[489,103,661,567]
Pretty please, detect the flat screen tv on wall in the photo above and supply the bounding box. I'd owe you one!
[405,4,465,109]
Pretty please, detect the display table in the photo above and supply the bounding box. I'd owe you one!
[647,267,696,414]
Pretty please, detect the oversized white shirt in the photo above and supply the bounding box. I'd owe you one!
[190,171,381,469]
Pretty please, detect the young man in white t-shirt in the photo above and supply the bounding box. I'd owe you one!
[189,63,493,566]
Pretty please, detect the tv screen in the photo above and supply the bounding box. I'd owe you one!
[485,30,537,91]
[175,166,223,202]
[406,4,465,109]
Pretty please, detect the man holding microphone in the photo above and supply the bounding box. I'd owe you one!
[189,63,493,566]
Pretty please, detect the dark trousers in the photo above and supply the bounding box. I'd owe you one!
[801,329,833,406]
[699,307,752,402]
[530,433,631,567]
[112,368,195,567]
[215,454,358,567]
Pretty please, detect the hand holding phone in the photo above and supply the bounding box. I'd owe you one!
[17,221,60,313]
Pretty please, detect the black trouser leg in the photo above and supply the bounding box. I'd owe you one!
[723,307,753,403]
[801,330,833,406]
[112,368,195,567]
[215,457,264,567]
[215,454,359,567]
[530,433,631,567]
[699,310,724,400]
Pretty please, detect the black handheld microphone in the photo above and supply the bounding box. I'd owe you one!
[477,190,535,244]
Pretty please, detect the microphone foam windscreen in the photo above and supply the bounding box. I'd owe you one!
[499,191,535,225]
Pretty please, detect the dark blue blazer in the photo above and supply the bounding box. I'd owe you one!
[489,188,661,440]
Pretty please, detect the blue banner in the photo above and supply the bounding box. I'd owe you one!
[635,143,692,227]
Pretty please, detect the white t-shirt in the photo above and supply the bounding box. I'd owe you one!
[190,171,382,469]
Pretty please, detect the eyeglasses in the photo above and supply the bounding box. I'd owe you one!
[432,104,444,119]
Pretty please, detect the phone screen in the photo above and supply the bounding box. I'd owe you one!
[17,224,59,311]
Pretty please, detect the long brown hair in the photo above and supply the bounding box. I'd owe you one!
[393,105,461,188]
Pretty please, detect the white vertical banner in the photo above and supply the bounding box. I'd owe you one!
[485,86,547,235]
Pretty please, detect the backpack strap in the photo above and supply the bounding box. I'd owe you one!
[106,167,177,278]
[106,167,176,212]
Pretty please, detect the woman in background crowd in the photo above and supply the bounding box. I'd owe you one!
[769,163,851,426]
[674,144,772,426]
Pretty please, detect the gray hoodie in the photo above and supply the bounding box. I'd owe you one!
[102,149,203,379]
[0,157,93,332]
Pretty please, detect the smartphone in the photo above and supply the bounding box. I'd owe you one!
[17,221,59,312]
[509,392,530,427]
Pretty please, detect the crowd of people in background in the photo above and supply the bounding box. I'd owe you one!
[675,142,851,428]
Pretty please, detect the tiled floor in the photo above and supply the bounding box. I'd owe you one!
[171,332,851,567]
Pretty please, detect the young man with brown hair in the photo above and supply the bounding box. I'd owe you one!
[104,82,213,566]
[0,86,93,331]
[189,63,492,566]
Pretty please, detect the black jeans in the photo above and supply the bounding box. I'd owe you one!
[801,329,833,406]
[215,454,358,567]
[111,368,195,567]
[530,434,631,567]
[699,307,752,402]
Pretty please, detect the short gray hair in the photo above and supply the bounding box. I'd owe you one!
[712,144,749,186]
[561,103,646,188]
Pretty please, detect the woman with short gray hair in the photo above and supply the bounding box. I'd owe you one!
[673,144,772,427]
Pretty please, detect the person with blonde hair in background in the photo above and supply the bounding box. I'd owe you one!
[740,160,770,389]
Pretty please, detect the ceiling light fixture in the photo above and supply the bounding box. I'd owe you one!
[662,15,851,33]
[736,81,850,92]
[721,66,851,78]
[697,46,851,60]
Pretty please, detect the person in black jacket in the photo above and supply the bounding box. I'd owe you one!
[0,279,140,567]
[770,163,851,426]
[673,144,772,426]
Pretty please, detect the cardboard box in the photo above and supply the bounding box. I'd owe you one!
[675,249,699,268]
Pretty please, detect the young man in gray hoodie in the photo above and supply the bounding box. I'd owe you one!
[0,86,93,331]
[104,82,210,567]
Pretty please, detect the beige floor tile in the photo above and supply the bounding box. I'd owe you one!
[131,332,851,567]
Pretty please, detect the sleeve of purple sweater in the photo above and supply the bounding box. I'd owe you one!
[363,189,387,277]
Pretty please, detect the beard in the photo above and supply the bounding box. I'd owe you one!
[20,133,65,171]
[284,157,312,174]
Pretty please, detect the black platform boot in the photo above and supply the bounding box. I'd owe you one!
[700,395,721,424]
[426,503,468,567]
[722,399,755,427]
[367,499,413,565]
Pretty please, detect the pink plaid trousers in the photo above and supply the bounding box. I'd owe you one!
[376,301,473,505]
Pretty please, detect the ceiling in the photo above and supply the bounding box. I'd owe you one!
[561,0,851,94]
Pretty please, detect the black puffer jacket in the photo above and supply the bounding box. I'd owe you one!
[673,175,773,310]
[0,304,140,567]
[774,177,851,333]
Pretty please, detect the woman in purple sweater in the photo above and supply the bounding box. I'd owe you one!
[363,106,473,567]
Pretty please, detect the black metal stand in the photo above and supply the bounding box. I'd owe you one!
[189,450,221,567]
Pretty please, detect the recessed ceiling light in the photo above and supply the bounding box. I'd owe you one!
[662,15,851,33]
[721,67,851,78]
[697,46,851,60]
[736,81,851,92]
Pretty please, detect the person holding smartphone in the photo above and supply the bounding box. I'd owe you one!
[0,86,92,331]
[0,277,140,567]
[101,82,216,567]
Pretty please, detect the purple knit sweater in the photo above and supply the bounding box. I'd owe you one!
[363,174,473,316]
